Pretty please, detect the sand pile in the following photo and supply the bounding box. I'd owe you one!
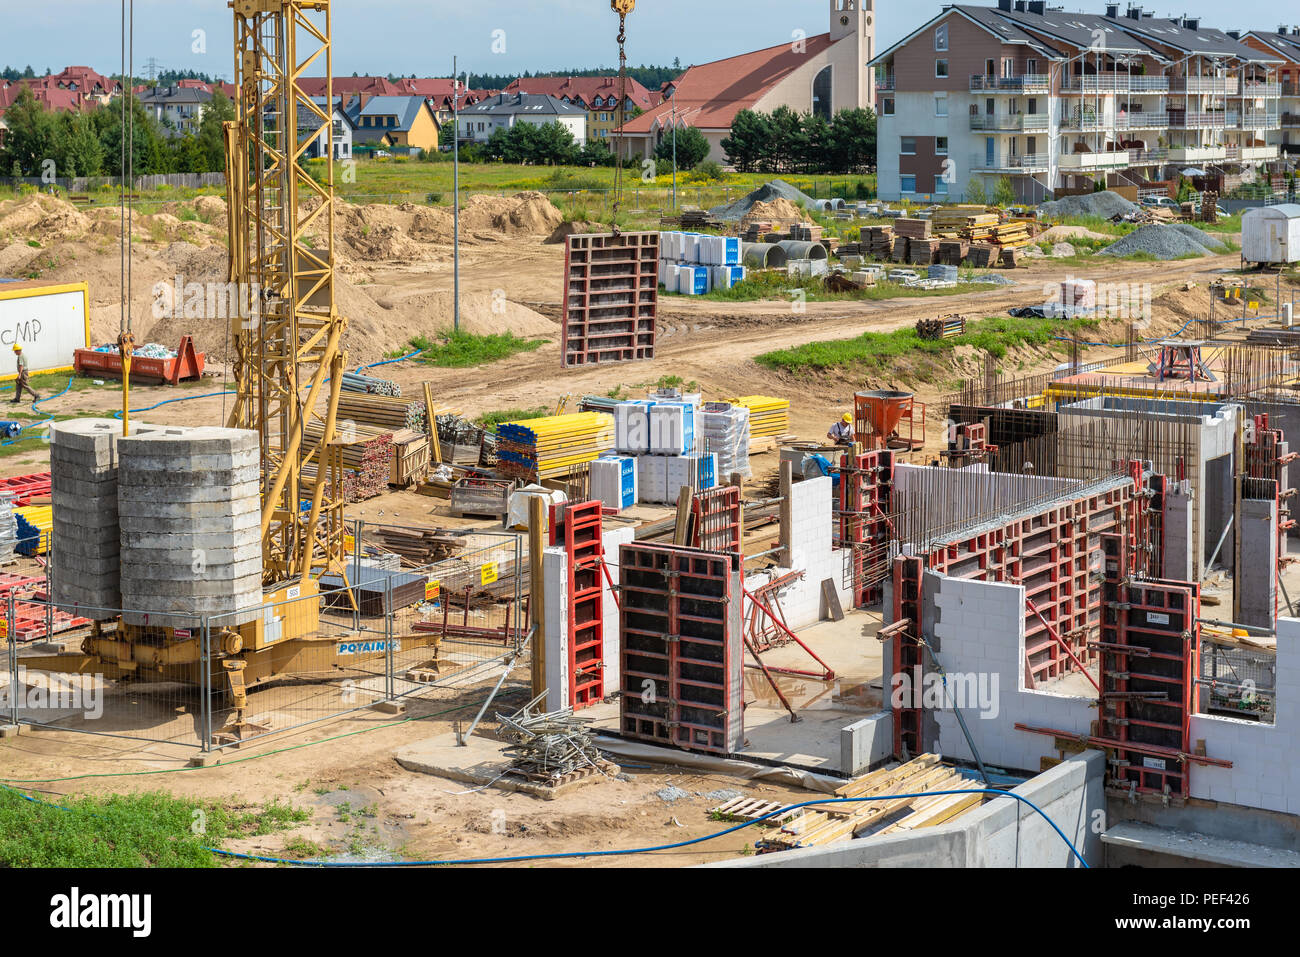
[709,180,816,222]
[1040,224,1111,243]
[740,198,805,231]
[460,191,564,235]
[0,195,91,243]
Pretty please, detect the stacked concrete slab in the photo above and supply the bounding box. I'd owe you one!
[50,419,140,617]
[117,426,262,629]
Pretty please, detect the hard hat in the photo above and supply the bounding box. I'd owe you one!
[11,344,20,352]
[842,413,852,423]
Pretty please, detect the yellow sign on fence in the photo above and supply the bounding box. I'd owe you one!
[480,562,499,586]
[425,579,440,601]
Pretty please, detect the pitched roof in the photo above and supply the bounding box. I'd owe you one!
[345,94,431,131]
[137,85,213,105]
[619,33,836,135]
[970,5,1163,58]
[461,92,586,117]
[1102,13,1281,61]
[503,75,655,110]
[0,80,91,115]
[1245,29,1300,63]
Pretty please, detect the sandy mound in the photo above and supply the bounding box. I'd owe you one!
[740,198,804,231]
[545,220,606,244]
[193,195,228,225]
[460,191,564,235]
[0,195,91,243]
[1040,224,1111,243]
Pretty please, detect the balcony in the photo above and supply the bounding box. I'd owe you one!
[1116,111,1168,129]
[1168,77,1239,95]
[878,75,896,91]
[1284,113,1300,128]
[1060,112,1112,132]
[1061,74,1169,94]
[1243,82,1282,97]
[970,152,1050,172]
[1230,113,1281,129]
[1284,81,1300,97]
[1166,112,1229,129]
[1224,145,1280,162]
[969,112,1050,131]
[969,73,1050,93]
[1058,150,1131,171]
[1127,148,1169,165]
[1166,146,1227,162]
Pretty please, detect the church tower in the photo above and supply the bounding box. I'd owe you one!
[829,0,875,109]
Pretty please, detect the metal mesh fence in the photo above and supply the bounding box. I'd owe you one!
[3,526,526,752]
[1199,640,1276,723]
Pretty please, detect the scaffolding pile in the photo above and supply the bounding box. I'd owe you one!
[497,694,615,784]
[730,395,790,440]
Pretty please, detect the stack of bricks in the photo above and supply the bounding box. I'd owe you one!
[894,218,933,240]
[908,239,940,266]
[117,426,263,629]
[891,236,909,262]
[50,419,145,618]
[863,226,894,259]
[791,222,824,242]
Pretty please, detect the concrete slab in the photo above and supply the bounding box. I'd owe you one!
[1102,821,1300,867]
[394,731,619,800]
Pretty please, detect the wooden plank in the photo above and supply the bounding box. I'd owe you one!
[821,578,844,622]
[424,381,442,468]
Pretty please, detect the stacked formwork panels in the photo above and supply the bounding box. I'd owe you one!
[561,232,659,367]
[691,485,742,555]
[839,449,895,607]
[619,543,743,754]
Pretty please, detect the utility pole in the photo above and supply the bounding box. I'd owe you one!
[453,56,460,335]
[671,87,677,212]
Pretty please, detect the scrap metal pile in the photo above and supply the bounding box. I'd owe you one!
[496,694,614,783]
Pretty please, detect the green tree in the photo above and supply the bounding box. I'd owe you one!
[993,176,1016,207]
[654,124,709,171]
[827,107,876,173]
[766,106,804,173]
[196,90,235,173]
[720,109,770,173]
[965,177,988,205]
[800,113,831,173]
[578,135,614,167]
[0,86,57,176]
[55,110,106,178]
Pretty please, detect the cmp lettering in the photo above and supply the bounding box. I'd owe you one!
[49,887,151,938]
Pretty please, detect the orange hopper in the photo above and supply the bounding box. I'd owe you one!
[854,390,912,449]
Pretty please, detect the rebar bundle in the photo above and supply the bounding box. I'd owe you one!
[496,694,607,782]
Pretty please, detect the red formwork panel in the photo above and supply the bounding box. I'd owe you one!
[619,543,743,754]
[561,232,659,368]
[691,485,742,555]
[1099,578,1201,799]
[891,555,926,758]
[554,500,605,710]
[839,449,894,607]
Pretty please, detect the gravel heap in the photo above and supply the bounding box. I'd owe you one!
[710,179,817,222]
[1039,191,1139,219]
[1098,224,1222,259]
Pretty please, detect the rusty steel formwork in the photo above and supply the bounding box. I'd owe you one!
[838,449,896,607]
[618,543,743,754]
[691,485,743,555]
[561,232,659,368]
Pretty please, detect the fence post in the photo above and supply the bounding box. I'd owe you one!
[200,615,212,752]
[5,593,16,728]
[352,519,362,633]
[514,533,523,651]
[385,578,395,702]
[45,541,54,640]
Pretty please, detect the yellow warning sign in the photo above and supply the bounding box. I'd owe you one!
[425,579,440,601]
[480,562,499,586]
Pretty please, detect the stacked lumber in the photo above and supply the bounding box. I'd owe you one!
[304,421,392,501]
[757,755,982,851]
[894,218,932,240]
[837,241,863,257]
[932,205,999,236]
[496,412,615,481]
[743,222,773,242]
[863,226,894,259]
[915,314,966,340]
[366,526,466,566]
[999,247,1022,268]
[937,240,970,266]
[992,221,1032,248]
[729,395,790,438]
[907,239,940,266]
[680,207,723,230]
[336,393,424,432]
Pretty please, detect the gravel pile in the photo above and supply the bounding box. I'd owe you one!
[1099,224,1221,259]
[1171,223,1226,251]
[1040,191,1138,219]
[710,179,817,222]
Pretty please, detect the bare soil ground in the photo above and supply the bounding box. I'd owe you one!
[0,191,1269,865]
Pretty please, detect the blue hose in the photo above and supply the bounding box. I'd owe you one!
[0,781,1089,867]
[0,376,73,446]
[110,390,236,419]
[355,348,422,375]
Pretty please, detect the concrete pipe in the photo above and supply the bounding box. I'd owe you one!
[776,240,828,261]
[742,242,788,269]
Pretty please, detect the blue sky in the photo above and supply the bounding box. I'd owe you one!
[0,0,1285,81]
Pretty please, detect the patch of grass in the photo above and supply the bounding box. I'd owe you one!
[400,331,546,368]
[667,269,1002,304]
[0,788,309,867]
[756,316,1102,377]
[654,374,698,392]
[474,406,549,432]
[282,836,327,859]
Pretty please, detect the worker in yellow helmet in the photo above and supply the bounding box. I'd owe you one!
[827,411,854,446]
[11,343,37,404]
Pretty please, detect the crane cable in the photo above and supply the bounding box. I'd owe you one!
[118,0,136,436]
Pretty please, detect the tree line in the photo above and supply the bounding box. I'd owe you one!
[437,120,622,167]
[721,107,876,174]
[467,65,679,92]
[0,86,234,179]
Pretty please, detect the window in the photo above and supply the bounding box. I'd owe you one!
[812,65,833,120]
[882,98,895,116]
[901,175,917,193]
[936,136,949,155]
[935,24,949,51]
[1027,58,1038,76]
[935,95,948,117]
[935,59,949,79]
[935,178,949,195]
[901,136,917,154]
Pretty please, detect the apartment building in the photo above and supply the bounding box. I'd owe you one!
[137,85,214,137]
[1244,27,1300,157]
[873,1,1287,203]
[457,92,587,147]
[503,76,655,141]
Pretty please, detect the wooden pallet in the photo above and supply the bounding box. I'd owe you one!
[708,796,799,823]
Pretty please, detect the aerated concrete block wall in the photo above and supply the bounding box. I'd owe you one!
[1162,483,1195,582]
[116,426,262,629]
[601,527,635,696]
[926,571,1094,774]
[542,545,570,713]
[1058,397,1239,580]
[1188,617,1300,814]
[1238,497,1278,630]
[745,475,851,631]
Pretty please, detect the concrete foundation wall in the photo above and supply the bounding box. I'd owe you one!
[707,750,1104,868]
[1163,483,1195,582]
